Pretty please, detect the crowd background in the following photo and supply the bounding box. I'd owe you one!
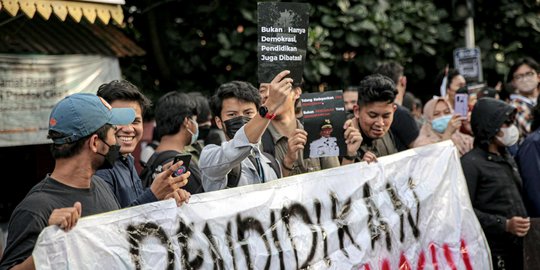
[119,0,540,107]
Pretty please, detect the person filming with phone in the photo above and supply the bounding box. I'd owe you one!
[415,97,473,156]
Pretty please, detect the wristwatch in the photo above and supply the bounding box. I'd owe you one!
[258,106,276,120]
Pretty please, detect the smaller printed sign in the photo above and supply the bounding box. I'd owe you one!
[301,90,347,158]
[453,47,483,84]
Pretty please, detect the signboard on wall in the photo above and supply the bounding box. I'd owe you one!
[0,54,121,147]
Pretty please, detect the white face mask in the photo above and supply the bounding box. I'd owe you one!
[515,76,538,93]
[496,125,520,146]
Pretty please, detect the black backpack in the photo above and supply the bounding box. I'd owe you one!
[140,150,205,194]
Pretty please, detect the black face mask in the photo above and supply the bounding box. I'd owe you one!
[198,125,211,140]
[223,116,251,139]
[97,138,121,169]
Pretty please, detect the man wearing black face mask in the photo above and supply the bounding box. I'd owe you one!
[200,71,294,192]
[0,94,129,269]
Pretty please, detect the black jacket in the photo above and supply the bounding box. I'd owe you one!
[461,98,527,252]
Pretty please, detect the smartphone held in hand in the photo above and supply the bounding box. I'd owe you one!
[454,93,469,117]
[172,154,191,177]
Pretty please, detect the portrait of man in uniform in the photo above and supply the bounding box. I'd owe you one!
[309,119,340,158]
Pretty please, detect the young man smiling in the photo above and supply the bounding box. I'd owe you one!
[96,80,190,207]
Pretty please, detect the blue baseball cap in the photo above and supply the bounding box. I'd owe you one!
[48,93,136,144]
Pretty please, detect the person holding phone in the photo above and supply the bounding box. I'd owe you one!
[96,81,191,208]
[140,91,204,194]
[454,86,469,118]
[415,97,473,156]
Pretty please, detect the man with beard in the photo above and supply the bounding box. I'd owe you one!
[0,94,190,270]
[200,71,295,191]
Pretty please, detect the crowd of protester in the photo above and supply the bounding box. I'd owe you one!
[1,56,539,270]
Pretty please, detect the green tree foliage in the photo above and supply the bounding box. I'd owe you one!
[440,0,540,84]
[121,0,540,104]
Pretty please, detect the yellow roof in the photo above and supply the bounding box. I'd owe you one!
[0,0,123,24]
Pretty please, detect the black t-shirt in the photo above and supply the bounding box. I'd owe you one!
[0,176,120,269]
[390,105,420,151]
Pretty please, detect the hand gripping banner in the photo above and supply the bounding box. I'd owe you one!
[33,141,491,269]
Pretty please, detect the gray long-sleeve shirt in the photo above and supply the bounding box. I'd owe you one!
[199,126,278,192]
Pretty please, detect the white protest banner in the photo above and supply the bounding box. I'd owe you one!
[33,141,491,269]
[0,54,121,147]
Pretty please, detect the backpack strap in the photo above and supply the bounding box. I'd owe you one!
[226,164,242,188]
[261,129,276,157]
[261,152,282,178]
[140,150,180,188]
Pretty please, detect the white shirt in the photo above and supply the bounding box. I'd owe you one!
[309,136,339,158]
[199,126,279,192]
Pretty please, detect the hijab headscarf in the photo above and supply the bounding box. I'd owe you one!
[415,97,474,156]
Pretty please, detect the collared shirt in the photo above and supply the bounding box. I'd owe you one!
[95,154,157,207]
[265,120,340,175]
[199,126,278,192]
[309,137,339,158]
[510,94,536,137]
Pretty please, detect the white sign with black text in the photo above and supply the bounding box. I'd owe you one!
[33,141,491,270]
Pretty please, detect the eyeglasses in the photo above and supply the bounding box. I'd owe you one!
[514,71,536,81]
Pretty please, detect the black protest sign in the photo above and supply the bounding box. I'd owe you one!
[301,90,347,159]
[257,2,309,84]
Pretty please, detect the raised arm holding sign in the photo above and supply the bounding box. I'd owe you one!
[258,2,309,84]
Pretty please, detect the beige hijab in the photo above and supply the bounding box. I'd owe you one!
[415,97,474,156]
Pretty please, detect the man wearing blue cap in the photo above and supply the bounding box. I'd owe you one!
[0,93,189,270]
